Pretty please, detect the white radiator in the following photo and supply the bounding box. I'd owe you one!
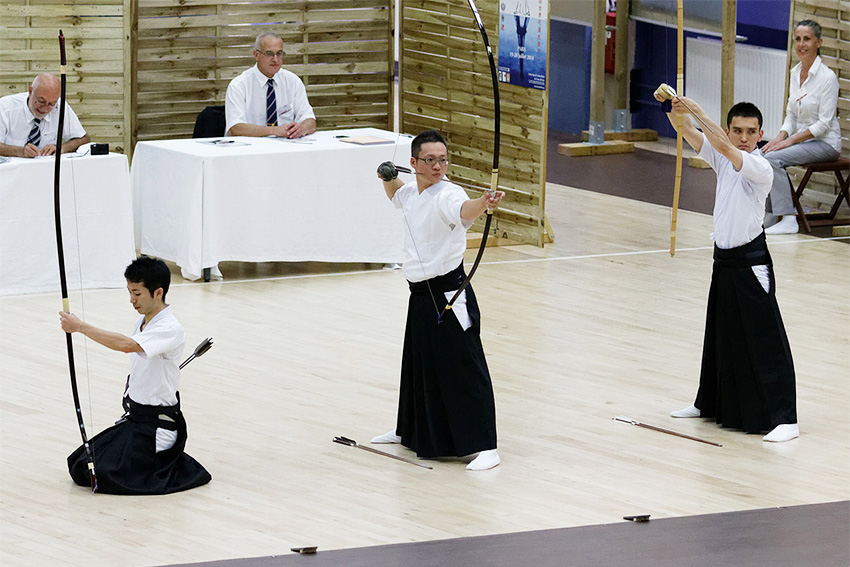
[684,37,786,139]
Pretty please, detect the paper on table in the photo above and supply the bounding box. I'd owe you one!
[34,153,84,159]
[337,135,394,145]
[270,135,316,144]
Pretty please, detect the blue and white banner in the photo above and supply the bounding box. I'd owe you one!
[498,0,548,90]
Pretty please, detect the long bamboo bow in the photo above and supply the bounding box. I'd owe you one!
[669,0,684,257]
[54,30,97,492]
[438,0,500,321]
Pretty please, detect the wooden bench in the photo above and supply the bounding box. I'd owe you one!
[790,158,850,233]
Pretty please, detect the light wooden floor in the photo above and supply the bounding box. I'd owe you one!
[1,184,847,567]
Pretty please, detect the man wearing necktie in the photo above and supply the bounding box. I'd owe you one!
[225,32,317,139]
[0,74,90,158]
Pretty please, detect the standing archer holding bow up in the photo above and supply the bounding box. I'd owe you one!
[654,90,799,443]
[373,129,504,470]
[60,256,211,493]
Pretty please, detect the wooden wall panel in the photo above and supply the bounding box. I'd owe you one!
[0,0,132,154]
[786,0,849,206]
[400,0,550,247]
[134,0,393,148]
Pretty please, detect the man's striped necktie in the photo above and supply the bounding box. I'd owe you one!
[27,118,42,147]
[266,78,277,127]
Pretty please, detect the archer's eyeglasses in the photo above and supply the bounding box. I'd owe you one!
[416,157,450,166]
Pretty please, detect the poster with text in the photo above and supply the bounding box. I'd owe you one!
[498,0,548,90]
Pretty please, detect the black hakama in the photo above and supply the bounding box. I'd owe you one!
[68,395,211,495]
[397,264,497,458]
[695,233,797,432]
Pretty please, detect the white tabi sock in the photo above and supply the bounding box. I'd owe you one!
[370,430,401,444]
[671,404,701,418]
[466,449,500,471]
[763,424,799,442]
[764,215,799,235]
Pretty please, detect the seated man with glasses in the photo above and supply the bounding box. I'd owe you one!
[225,32,316,139]
[0,73,90,158]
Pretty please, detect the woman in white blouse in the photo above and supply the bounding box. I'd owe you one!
[762,20,841,234]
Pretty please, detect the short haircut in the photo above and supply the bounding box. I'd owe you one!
[411,129,448,158]
[124,256,171,302]
[253,32,283,51]
[726,102,763,129]
[795,19,822,40]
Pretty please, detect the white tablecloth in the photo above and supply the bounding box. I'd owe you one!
[0,154,136,296]
[131,128,411,280]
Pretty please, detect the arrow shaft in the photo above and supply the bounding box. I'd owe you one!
[354,444,433,469]
[178,354,195,370]
[614,416,722,447]
[636,422,722,447]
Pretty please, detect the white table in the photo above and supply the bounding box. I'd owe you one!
[0,153,136,296]
[130,128,411,280]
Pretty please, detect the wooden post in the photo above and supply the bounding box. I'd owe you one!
[614,0,630,110]
[720,0,736,123]
[399,1,407,134]
[388,0,395,131]
[125,0,137,159]
[589,0,606,126]
[783,1,796,118]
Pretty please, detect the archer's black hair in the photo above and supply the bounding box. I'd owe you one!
[726,102,763,129]
[411,129,448,159]
[124,255,171,301]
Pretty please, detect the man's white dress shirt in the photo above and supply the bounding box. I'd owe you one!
[225,65,315,136]
[0,92,86,148]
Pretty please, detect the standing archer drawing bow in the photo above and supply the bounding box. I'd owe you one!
[54,30,97,492]
[438,0,500,322]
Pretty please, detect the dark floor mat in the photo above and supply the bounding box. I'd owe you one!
[166,501,850,567]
